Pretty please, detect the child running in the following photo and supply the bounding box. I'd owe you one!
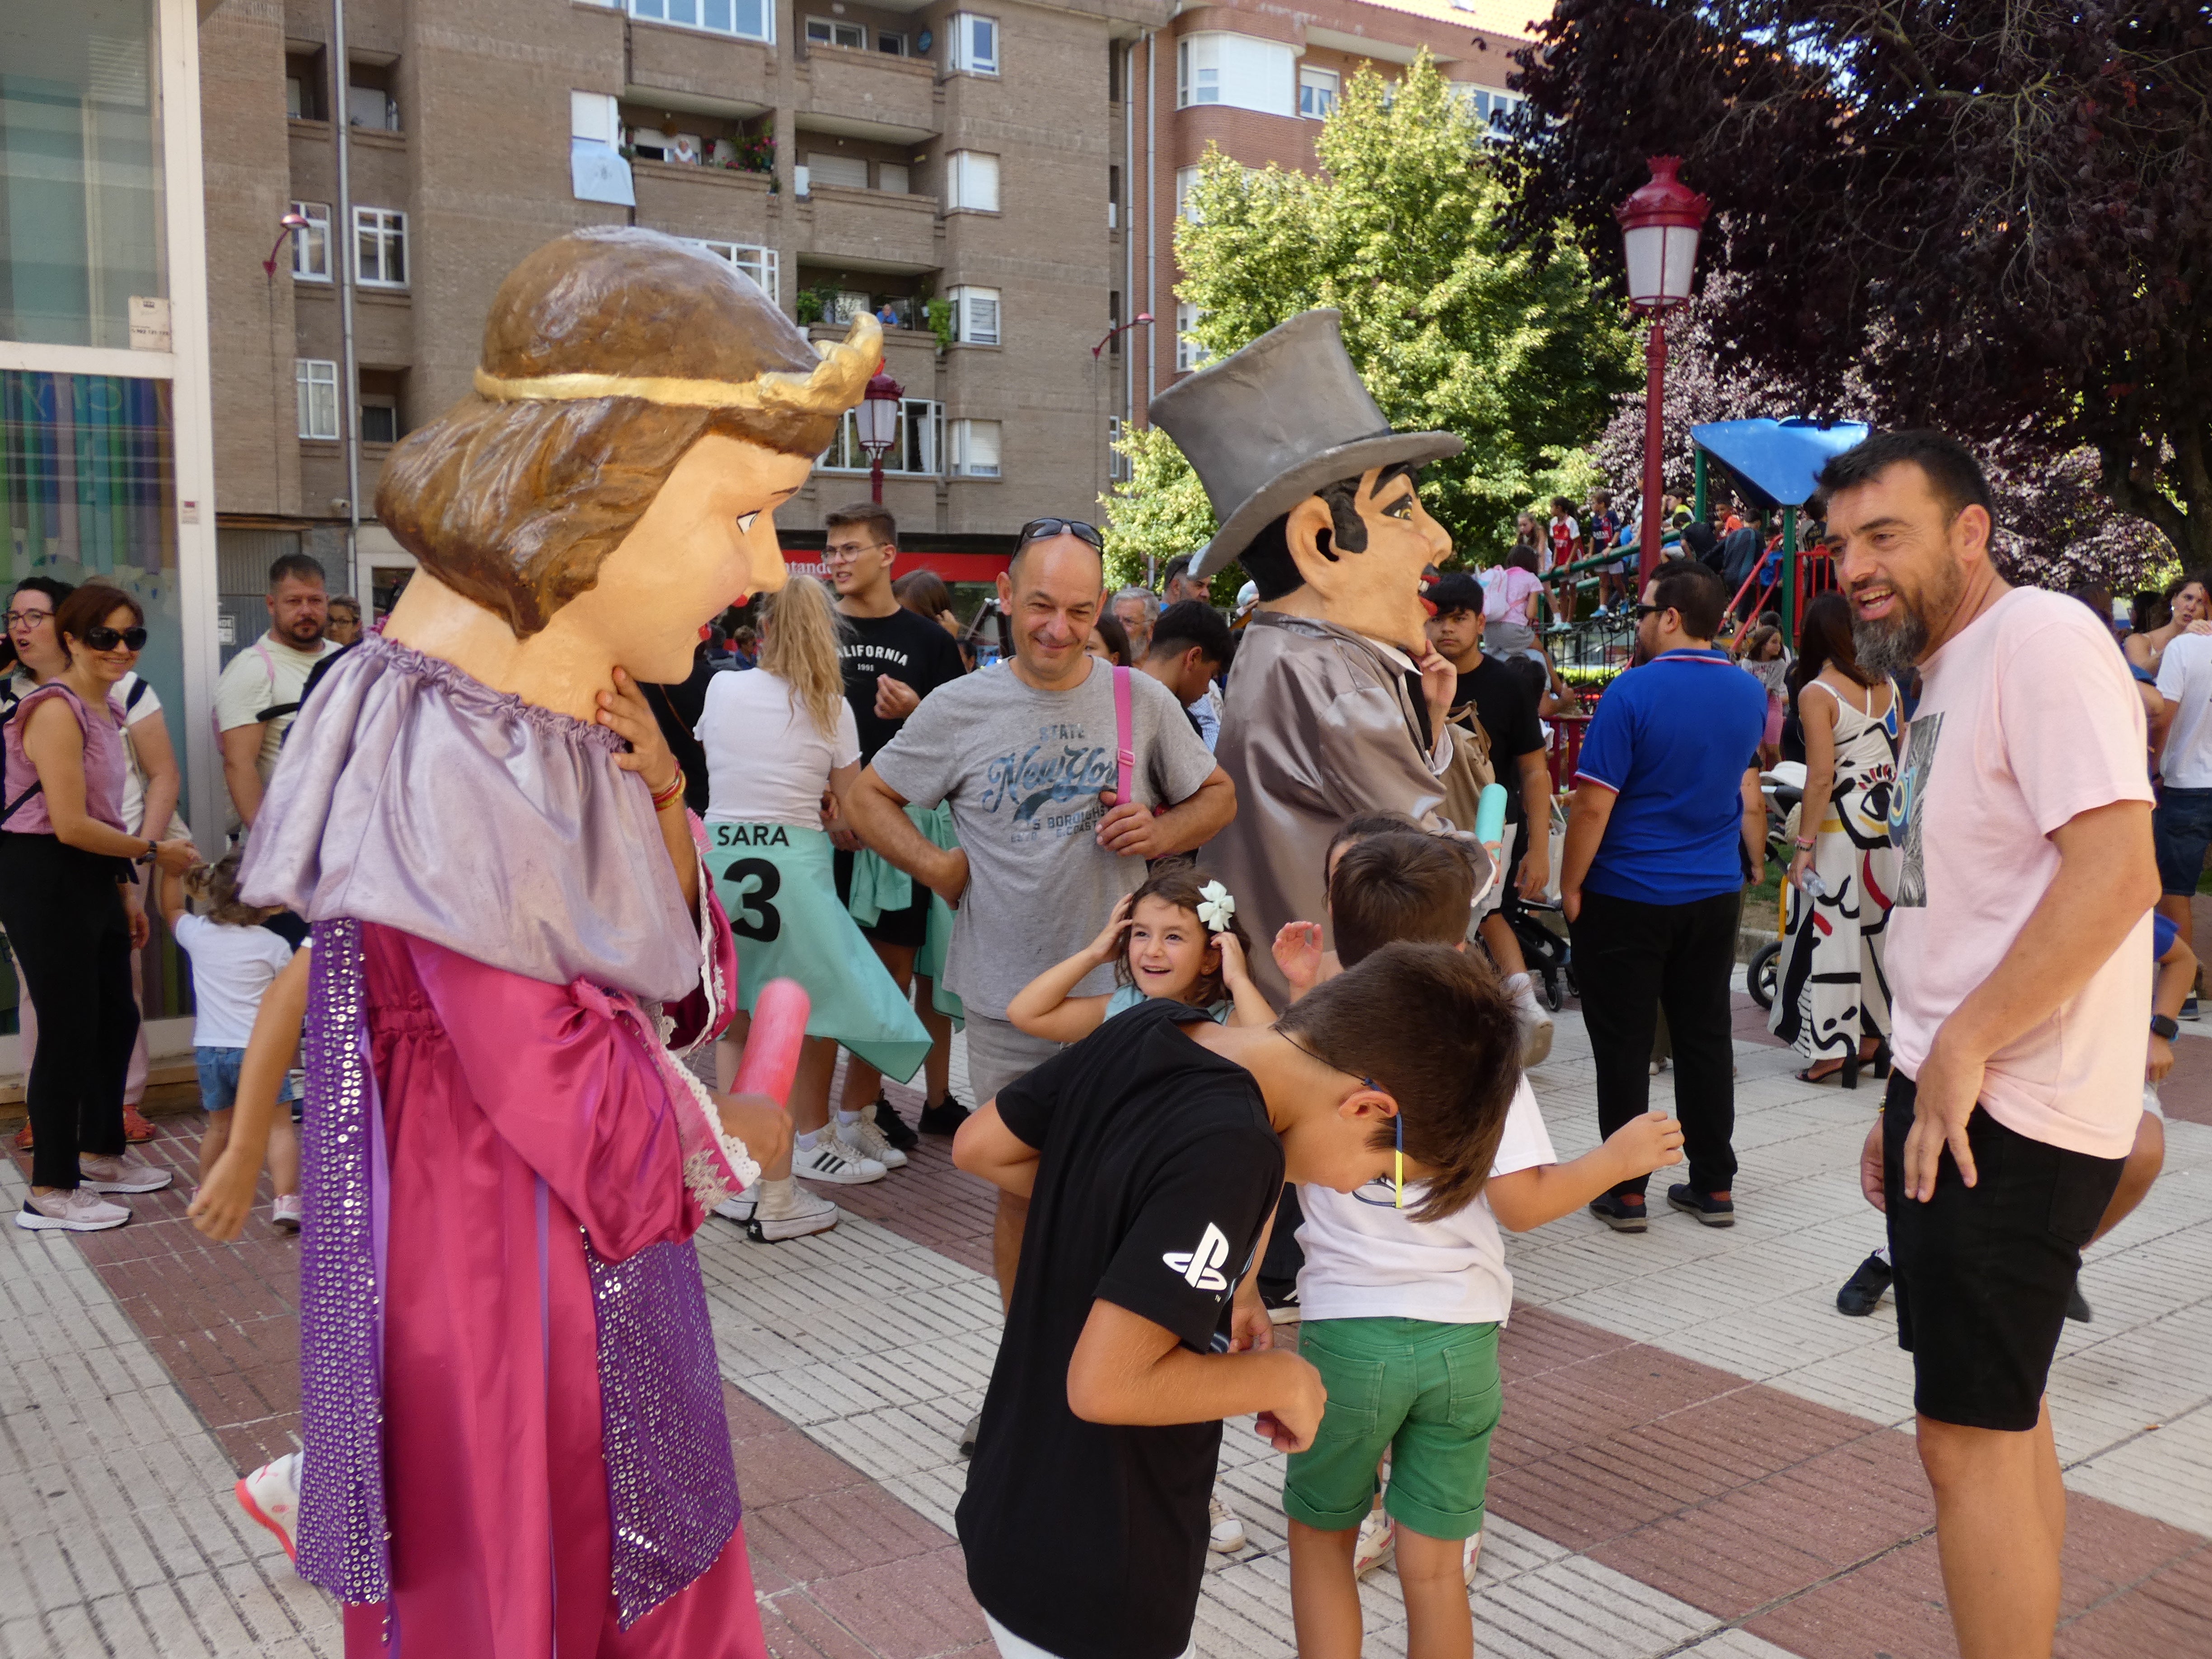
[1007,862,1273,1040]
[1280,829,1686,1657]
[156,852,304,1230]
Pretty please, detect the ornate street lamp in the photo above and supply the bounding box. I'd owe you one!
[856,366,904,503]
[261,211,313,277]
[1616,157,1709,585]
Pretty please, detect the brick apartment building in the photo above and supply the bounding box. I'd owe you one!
[194,0,1533,641]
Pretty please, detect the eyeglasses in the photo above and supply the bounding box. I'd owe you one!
[82,625,147,652]
[4,610,53,630]
[822,541,886,564]
[1015,518,1105,551]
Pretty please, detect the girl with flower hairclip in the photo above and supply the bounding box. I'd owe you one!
[1007,861,1275,1041]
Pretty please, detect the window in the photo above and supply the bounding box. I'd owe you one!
[806,151,869,191]
[1108,417,1129,481]
[946,151,1000,212]
[627,0,772,43]
[1299,66,1338,119]
[1176,302,1209,372]
[877,32,905,54]
[950,419,1001,478]
[296,360,339,440]
[825,291,872,325]
[1175,165,1201,223]
[1108,164,1120,230]
[948,14,998,75]
[692,239,779,302]
[1176,34,1294,116]
[347,85,398,131]
[291,201,331,281]
[822,398,942,474]
[355,208,407,287]
[878,162,910,194]
[806,17,864,48]
[360,399,398,444]
[285,50,325,121]
[949,286,1000,346]
[571,91,620,146]
[1454,85,1523,132]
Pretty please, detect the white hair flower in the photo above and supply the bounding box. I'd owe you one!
[1196,881,1236,934]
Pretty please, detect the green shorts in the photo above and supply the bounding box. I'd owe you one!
[1283,1317,1501,1541]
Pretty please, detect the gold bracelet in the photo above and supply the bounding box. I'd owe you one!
[650,769,686,811]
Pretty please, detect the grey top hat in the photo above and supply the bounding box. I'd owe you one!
[1148,309,1462,580]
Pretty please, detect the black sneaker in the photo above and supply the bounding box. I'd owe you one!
[919,1094,972,1136]
[1589,1193,1648,1232]
[1667,1184,1736,1227]
[2066,1280,2093,1323]
[1836,1252,1893,1317]
[958,1410,982,1457]
[2184,994,2200,1022]
[868,1097,919,1153]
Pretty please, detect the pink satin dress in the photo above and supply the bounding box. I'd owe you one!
[338,923,766,1659]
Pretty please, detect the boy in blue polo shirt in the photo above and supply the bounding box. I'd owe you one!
[1560,560,1767,1231]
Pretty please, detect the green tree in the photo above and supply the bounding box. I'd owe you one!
[1132,52,1634,571]
[1100,425,1214,591]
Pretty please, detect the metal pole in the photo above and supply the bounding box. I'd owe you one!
[1124,39,1137,432]
[1781,506,1798,641]
[1637,316,1667,589]
[1693,447,1708,524]
[329,0,361,590]
[1145,32,1157,412]
[870,452,885,504]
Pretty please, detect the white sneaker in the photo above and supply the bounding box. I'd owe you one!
[1505,975,1554,1068]
[271,1195,303,1233]
[748,1177,839,1242]
[715,1184,759,1223]
[1208,1495,1246,1553]
[17,1189,130,1232]
[794,1139,886,1186]
[836,1114,908,1170]
[77,1152,171,1194]
[1462,1527,1483,1585]
[1352,1507,1396,1578]
[236,1451,302,1561]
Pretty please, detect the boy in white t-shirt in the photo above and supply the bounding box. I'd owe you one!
[1276,829,1683,1655]
[156,853,304,1230]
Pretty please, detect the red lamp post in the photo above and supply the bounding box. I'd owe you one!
[261,211,312,277]
[1616,157,1709,586]
[856,366,904,503]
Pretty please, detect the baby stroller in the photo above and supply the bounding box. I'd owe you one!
[1504,884,1576,1011]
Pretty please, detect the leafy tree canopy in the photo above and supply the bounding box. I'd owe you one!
[1104,52,1636,578]
[1501,0,2212,562]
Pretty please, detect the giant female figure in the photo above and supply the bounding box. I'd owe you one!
[215,229,880,1656]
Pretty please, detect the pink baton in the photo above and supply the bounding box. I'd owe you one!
[732,978,811,1106]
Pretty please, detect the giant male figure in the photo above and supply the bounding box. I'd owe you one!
[1152,310,1476,1003]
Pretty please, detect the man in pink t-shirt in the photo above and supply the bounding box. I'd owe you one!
[1824,430,2157,1659]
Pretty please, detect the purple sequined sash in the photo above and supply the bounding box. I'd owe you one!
[297,919,741,1625]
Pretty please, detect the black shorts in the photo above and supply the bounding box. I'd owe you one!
[1883,1072,2124,1431]
[831,848,931,951]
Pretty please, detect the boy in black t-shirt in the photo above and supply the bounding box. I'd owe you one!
[822,503,972,1149]
[951,944,1521,1659]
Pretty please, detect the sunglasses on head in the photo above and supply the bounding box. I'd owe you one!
[83,625,148,652]
[1015,518,1105,551]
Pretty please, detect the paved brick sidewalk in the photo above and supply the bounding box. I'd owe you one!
[2,1005,2206,1658]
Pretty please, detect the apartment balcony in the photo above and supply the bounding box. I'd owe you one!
[626,21,776,119]
[794,47,939,144]
[799,184,940,272]
[630,159,777,241]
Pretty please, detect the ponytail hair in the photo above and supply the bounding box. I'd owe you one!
[759,575,851,740]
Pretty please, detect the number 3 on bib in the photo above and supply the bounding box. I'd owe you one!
[720,857,783,941]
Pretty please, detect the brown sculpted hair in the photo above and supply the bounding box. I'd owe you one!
[377,229,868,637]
[1329,831,1475,965]
[1276,942,1520,1221]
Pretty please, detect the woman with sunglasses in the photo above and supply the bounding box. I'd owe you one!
[0,585,197,1230]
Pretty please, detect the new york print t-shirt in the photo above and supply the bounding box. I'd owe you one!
[956,1000,1283,1659]
[870,655,1218,1019]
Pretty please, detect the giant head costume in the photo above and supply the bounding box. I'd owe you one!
[1149,310,1477,1001]
[1154,309,1459,650]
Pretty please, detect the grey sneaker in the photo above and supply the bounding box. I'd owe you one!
[77,1152,171,1194]
[836,1114,908,1170]
[748,1177,839,1242]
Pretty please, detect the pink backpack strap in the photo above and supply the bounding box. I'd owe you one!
[1112,663,1135,805]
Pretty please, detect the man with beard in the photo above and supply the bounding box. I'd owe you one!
[214,552,336,831]
[1823,430,2156,1659]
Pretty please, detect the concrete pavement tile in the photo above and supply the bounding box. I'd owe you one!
[800,1545,987,1659]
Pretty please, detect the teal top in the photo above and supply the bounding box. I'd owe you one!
[1103,981,1232,1024]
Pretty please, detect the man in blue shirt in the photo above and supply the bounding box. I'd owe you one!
[1561,561,1767,1231]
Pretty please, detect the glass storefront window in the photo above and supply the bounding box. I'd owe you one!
[0,1,166,349]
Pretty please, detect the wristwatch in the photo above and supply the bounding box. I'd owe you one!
[2151,1013,2180,1041]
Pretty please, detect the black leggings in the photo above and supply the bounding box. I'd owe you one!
[0,833,134,1189]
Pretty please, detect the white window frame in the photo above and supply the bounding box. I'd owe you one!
[820,397,943,475]
[296,359,339,440]
[806,16,864,48]
[625,0,773,42]
[1176,33,1293,117]
[291,200,331,281]
[949,285,1000,346]
[1298,65,1338,119]
[691,239,779,303]
[948,13,999,75]
[946,150,1000,212]
[1176,302,1209,373]
[1174,165,1202,224]
[1107,416,1129,482]
[354,207,407,288]
[950,418,1001,478]
[1454,84,1523,133]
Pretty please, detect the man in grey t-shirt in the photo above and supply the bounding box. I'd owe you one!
[844,522,1234,1284]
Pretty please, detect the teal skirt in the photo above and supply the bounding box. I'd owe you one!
[708,819,933,1083]
[844,801,965,1028]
